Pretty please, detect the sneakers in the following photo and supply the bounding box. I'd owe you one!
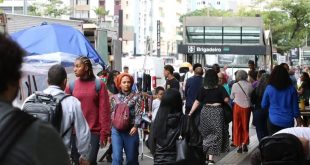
[243,144,248,152]
[230,143,236,147]
[207,160,215,165]
[106,154,112,162]
[237,147,242,153]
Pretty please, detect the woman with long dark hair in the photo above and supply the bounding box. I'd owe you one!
[65,56,111,165]
[189,69,230,164]
[104,70,120,162]
[150,89,190,164]
[262,65,303,135]
[251,73,270,141]
[107,70,121,95]
[298,72,310,103]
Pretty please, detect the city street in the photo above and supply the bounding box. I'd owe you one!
[97,123,257,165]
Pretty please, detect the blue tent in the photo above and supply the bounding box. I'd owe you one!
[11,23,106,67]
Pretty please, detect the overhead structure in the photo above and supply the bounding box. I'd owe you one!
[178,16,272,69]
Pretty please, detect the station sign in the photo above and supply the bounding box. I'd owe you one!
[178,44,266,55]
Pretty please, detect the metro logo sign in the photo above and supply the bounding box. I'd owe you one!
[188,46,195,53]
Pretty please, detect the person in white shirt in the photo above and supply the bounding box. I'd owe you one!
[182,65,194,92]
[23,64,91,165]
[151,86,165,122]
[251,127,310,164]
[275,127,310,160]
[230,70,254,153]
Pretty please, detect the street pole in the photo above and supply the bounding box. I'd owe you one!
[12,0,15,14]
[23,0,28,15]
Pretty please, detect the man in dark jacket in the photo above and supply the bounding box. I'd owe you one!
[185,63,203,114]
[0,34,70,165]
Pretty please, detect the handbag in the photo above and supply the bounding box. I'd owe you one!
[223,103,233,124]
[176,116,188,163]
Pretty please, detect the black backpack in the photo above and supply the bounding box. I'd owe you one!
[259,133,306,165]
[22,92,71,135]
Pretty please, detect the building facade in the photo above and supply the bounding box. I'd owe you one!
[120,0,187,56]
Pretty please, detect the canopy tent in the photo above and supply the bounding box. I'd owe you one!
[11,23,106,67]
[11,23,105,108]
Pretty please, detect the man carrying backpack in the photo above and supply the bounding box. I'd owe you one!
[0,34,70,165]
[23,64,91,165]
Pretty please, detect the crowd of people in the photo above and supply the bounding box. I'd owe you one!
[1,33,310,165]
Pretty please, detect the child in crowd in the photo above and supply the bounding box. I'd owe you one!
[151,86,165,122]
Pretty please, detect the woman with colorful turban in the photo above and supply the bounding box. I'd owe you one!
[111,73,143,165]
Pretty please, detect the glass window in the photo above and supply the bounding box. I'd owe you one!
[205,26,222,44]
[205,55,255,67]
[76,0,89,5]
[223,27,241,44]
[242,27,260,44]
[186,26,204,43]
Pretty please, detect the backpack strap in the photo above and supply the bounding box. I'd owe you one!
[113,94,121,104]
[125,93,136,104]
[0,110,37,162]
[113,93,135,104]
[70,79,101,94]
[237,82,249,99]
[53,93,71,133]
[95,78,101,93]
[61,122,73,138]
[69,80,75,94]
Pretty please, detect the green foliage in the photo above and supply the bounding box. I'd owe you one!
[93,7,109,23]
[28,0,71,18]
[28,3,42,16]
[179,7,233,22]
[93,7,109,17]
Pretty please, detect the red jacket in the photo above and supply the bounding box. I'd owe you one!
[65,78,111,143]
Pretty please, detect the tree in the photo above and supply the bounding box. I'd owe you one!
[93,7,109,24]
[28,3,42,16]
[43,0,71,18]
[179,7,233,22]
[28,0,71,18]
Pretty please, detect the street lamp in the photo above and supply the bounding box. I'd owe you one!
[23,0,28,15]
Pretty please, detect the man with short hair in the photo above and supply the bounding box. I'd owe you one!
[0,34,70,164]
[248,60,256,72]
[123,66,129,73]
[212,64,221,73]
[164,65,180,90]
[185,63,204,114]
[23,64,91,165]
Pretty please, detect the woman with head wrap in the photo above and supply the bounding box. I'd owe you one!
[110,73,143,165]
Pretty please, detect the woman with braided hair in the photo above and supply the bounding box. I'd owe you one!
[65,57,111,165]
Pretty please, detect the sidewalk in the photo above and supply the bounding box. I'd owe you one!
[97,125,258,165]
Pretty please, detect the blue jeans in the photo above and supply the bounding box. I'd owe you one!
[71,133,100,165]
[253,108,269,141]
[112,127,139,165]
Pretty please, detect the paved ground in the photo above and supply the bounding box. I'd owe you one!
[97,121,258,165]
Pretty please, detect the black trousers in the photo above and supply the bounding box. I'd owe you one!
[267,119,286,135]
[71,133,100,165]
